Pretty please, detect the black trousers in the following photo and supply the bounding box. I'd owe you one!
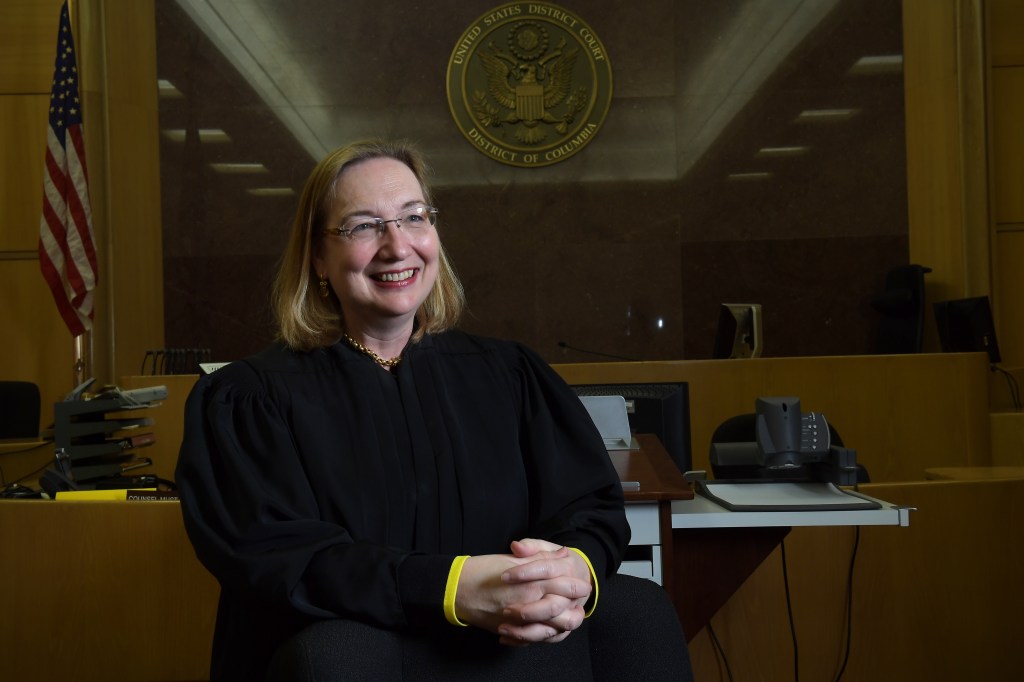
[267,573,694,681]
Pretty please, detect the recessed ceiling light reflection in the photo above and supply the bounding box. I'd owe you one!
[209,162,269,174]
[756,146,809,158]
[161,129,232,143]
[848,55,903,75]
[247,188,295,197]
[158,79,183,98]
[794,108,859,123]
[727,172,772,181]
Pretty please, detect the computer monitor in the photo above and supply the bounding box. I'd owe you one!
[934,296,1001,364]
[571,382,692,475]
[712,303,763,359]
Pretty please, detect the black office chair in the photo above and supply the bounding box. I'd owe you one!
[267,573,693,681]
[0,381,41,439]
[709,413,869,483]
[871,264,932,354]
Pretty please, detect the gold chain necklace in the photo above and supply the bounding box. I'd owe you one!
[342,333,402,369]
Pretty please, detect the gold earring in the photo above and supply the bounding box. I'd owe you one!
[318,274,329,298]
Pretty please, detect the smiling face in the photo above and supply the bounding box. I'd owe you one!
[313,157,440,337]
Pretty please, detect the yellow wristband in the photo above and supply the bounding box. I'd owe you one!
[443,555,471,627]
[568,547,599,617]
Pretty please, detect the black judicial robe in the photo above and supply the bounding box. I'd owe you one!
[175,330,630,680]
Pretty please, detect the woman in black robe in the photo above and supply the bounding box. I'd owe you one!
[175,139,632,681]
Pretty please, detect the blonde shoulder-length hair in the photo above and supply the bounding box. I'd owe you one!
[272,139,465,351]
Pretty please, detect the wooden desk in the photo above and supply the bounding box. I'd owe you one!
[683,479,1023,681]
[608,434,693,604]
[0,434,689,681]
[670,489,909,641]
[0,499,218,682]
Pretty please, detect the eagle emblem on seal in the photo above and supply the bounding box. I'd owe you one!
[472,21,588,144]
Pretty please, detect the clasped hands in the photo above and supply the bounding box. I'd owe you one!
[455,538,592,646]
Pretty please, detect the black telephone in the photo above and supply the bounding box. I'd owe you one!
[710,397,860,485]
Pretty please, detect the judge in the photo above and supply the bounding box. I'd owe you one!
[175,139,631,681]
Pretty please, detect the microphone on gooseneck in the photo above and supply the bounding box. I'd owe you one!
[557,341,636,362]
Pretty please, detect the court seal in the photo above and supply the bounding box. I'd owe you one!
[446,2,613,168]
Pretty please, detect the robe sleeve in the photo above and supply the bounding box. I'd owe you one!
[507,343,631,581]
[174,361,453,629]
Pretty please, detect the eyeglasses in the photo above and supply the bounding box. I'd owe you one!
[325,204,438,242]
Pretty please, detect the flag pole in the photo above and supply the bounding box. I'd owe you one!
[73,332,93,387]
[68,0,90,389]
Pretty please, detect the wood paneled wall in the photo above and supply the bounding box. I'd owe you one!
[0,0,163,422]
[89,0,165,385]
[0,0,72,409]
[989,0,1024,369]
[902,0,992,353]
[555,352,992,483]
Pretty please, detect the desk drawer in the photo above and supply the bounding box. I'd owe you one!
[617,545,662,585]
[619,559,655,580]
[625,503,659,545]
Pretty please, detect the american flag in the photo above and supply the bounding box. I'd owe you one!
[39,0,98,337]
